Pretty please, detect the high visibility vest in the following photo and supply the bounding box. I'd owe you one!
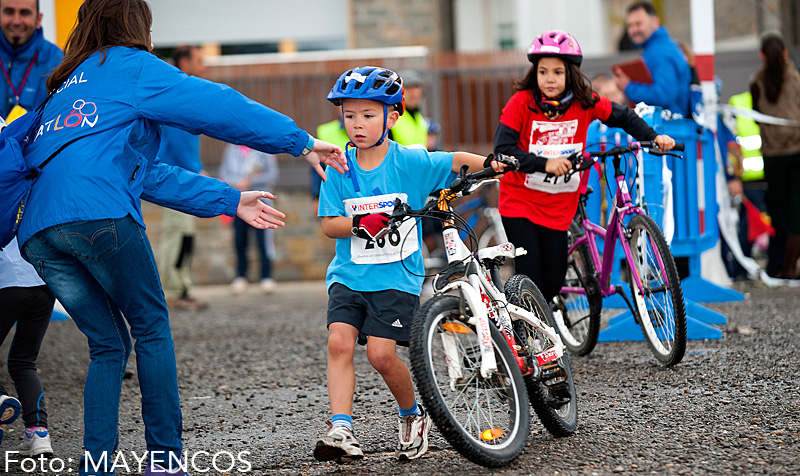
[391,110,428,148]
[728,92,764,181]
[316,119,350,150]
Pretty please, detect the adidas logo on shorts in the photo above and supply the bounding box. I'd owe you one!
[391,319,403,328]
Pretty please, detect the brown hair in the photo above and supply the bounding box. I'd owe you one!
[172,45,198,68]
[46,0,152,91]
[0,0,41,13]
[515,60,598,110]
[627,1,658,17]
[759,32,787,103]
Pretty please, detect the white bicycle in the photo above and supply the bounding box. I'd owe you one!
[377,155,578,467]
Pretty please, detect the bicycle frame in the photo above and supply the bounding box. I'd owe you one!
[433,191,565,383]
[563,152,671,300]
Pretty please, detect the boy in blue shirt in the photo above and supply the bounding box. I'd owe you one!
[314,67,508,463]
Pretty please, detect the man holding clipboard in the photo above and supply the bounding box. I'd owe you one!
[612,1,691,117]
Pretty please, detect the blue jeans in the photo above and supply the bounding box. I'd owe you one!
[233,216,271,279]
[22,216,181,475]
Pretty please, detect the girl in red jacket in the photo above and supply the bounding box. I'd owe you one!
[494,30,676,302]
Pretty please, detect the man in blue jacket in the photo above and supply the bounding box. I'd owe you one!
[613,1,691,118]
[156,45,210,311]
[0,0,62,119]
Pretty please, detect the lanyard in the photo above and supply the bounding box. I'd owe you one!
[1,51,39,102]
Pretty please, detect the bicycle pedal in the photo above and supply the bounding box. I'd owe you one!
[539,361,566,381]
[539,362,571,407]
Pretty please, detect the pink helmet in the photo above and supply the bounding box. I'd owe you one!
[527,30,583,66]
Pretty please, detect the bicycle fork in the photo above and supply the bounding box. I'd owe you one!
[441,279,498,382]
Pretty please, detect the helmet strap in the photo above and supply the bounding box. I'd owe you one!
[339,104,390,149]
[344,141,361,192]
[338,106,362,192]
[372,104,389,148]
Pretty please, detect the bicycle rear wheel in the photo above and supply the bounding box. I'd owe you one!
[553,221,602,356]
[409,295,530,467]
[505,275,578,437]
[626,215,687,366]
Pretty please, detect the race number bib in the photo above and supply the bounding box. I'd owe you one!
[344,193,419,265]
[523,143,583,194]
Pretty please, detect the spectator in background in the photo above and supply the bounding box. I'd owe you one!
[750,32,800,279]
[613,1,692,117]
[392,69,428,147]
[0,237,55,458]
[219,144,280,293]
[156,45,209,310]
[727,90,782,277]
[426,119,441,151]
[592,73,627,105]
[0,0,62,120]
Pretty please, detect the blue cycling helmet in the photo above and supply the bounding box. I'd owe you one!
[327,66,405,115]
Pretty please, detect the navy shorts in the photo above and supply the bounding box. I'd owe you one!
[327,283,420,346]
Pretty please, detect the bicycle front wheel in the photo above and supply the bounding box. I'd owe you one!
[505,275,578,437]
[626,215,687,366]
[409,295,531,468]
[553,221,602,356]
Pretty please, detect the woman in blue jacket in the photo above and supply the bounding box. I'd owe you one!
[18,1,346,475]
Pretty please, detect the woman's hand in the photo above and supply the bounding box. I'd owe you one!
[545,157,573,177]
[304,139,348,181]
[236,191,286,229]
[654,134,676,151]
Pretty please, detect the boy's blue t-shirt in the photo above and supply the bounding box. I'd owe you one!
[318,141,458,295]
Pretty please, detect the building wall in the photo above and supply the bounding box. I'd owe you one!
[149,0,348,49]
[350,0,450,52]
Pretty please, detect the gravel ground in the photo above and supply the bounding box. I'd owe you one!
[1,280,798,476]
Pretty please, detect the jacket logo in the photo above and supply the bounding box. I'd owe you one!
[34,99,99,142]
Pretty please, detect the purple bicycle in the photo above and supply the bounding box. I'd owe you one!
[552,141,687,366]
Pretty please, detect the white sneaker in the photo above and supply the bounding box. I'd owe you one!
[231,277,248,294]
[260,278,277,294]
[313,422,364,463]
[20,427,54,457]
[396,407,432,461]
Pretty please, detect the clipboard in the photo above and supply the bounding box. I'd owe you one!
[612,57,653,84]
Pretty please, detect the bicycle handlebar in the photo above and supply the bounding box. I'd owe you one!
[373,153,519,239]
[562,141,685,182]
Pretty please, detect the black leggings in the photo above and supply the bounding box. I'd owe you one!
[0,285,54,428]
[502,216,568,302]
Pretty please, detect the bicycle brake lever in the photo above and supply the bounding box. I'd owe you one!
[391,198,410,219]
[494,153,520,171]
[562,152,586,183]
[373,220,397,240]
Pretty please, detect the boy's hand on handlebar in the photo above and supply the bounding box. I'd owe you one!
[545,157,573,177]
[654,135,676,151]
[352,212,391,240]
[305,139,348,181]
[236,191,286,229]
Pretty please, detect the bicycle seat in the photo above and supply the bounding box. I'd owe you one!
[477,243,524,261]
